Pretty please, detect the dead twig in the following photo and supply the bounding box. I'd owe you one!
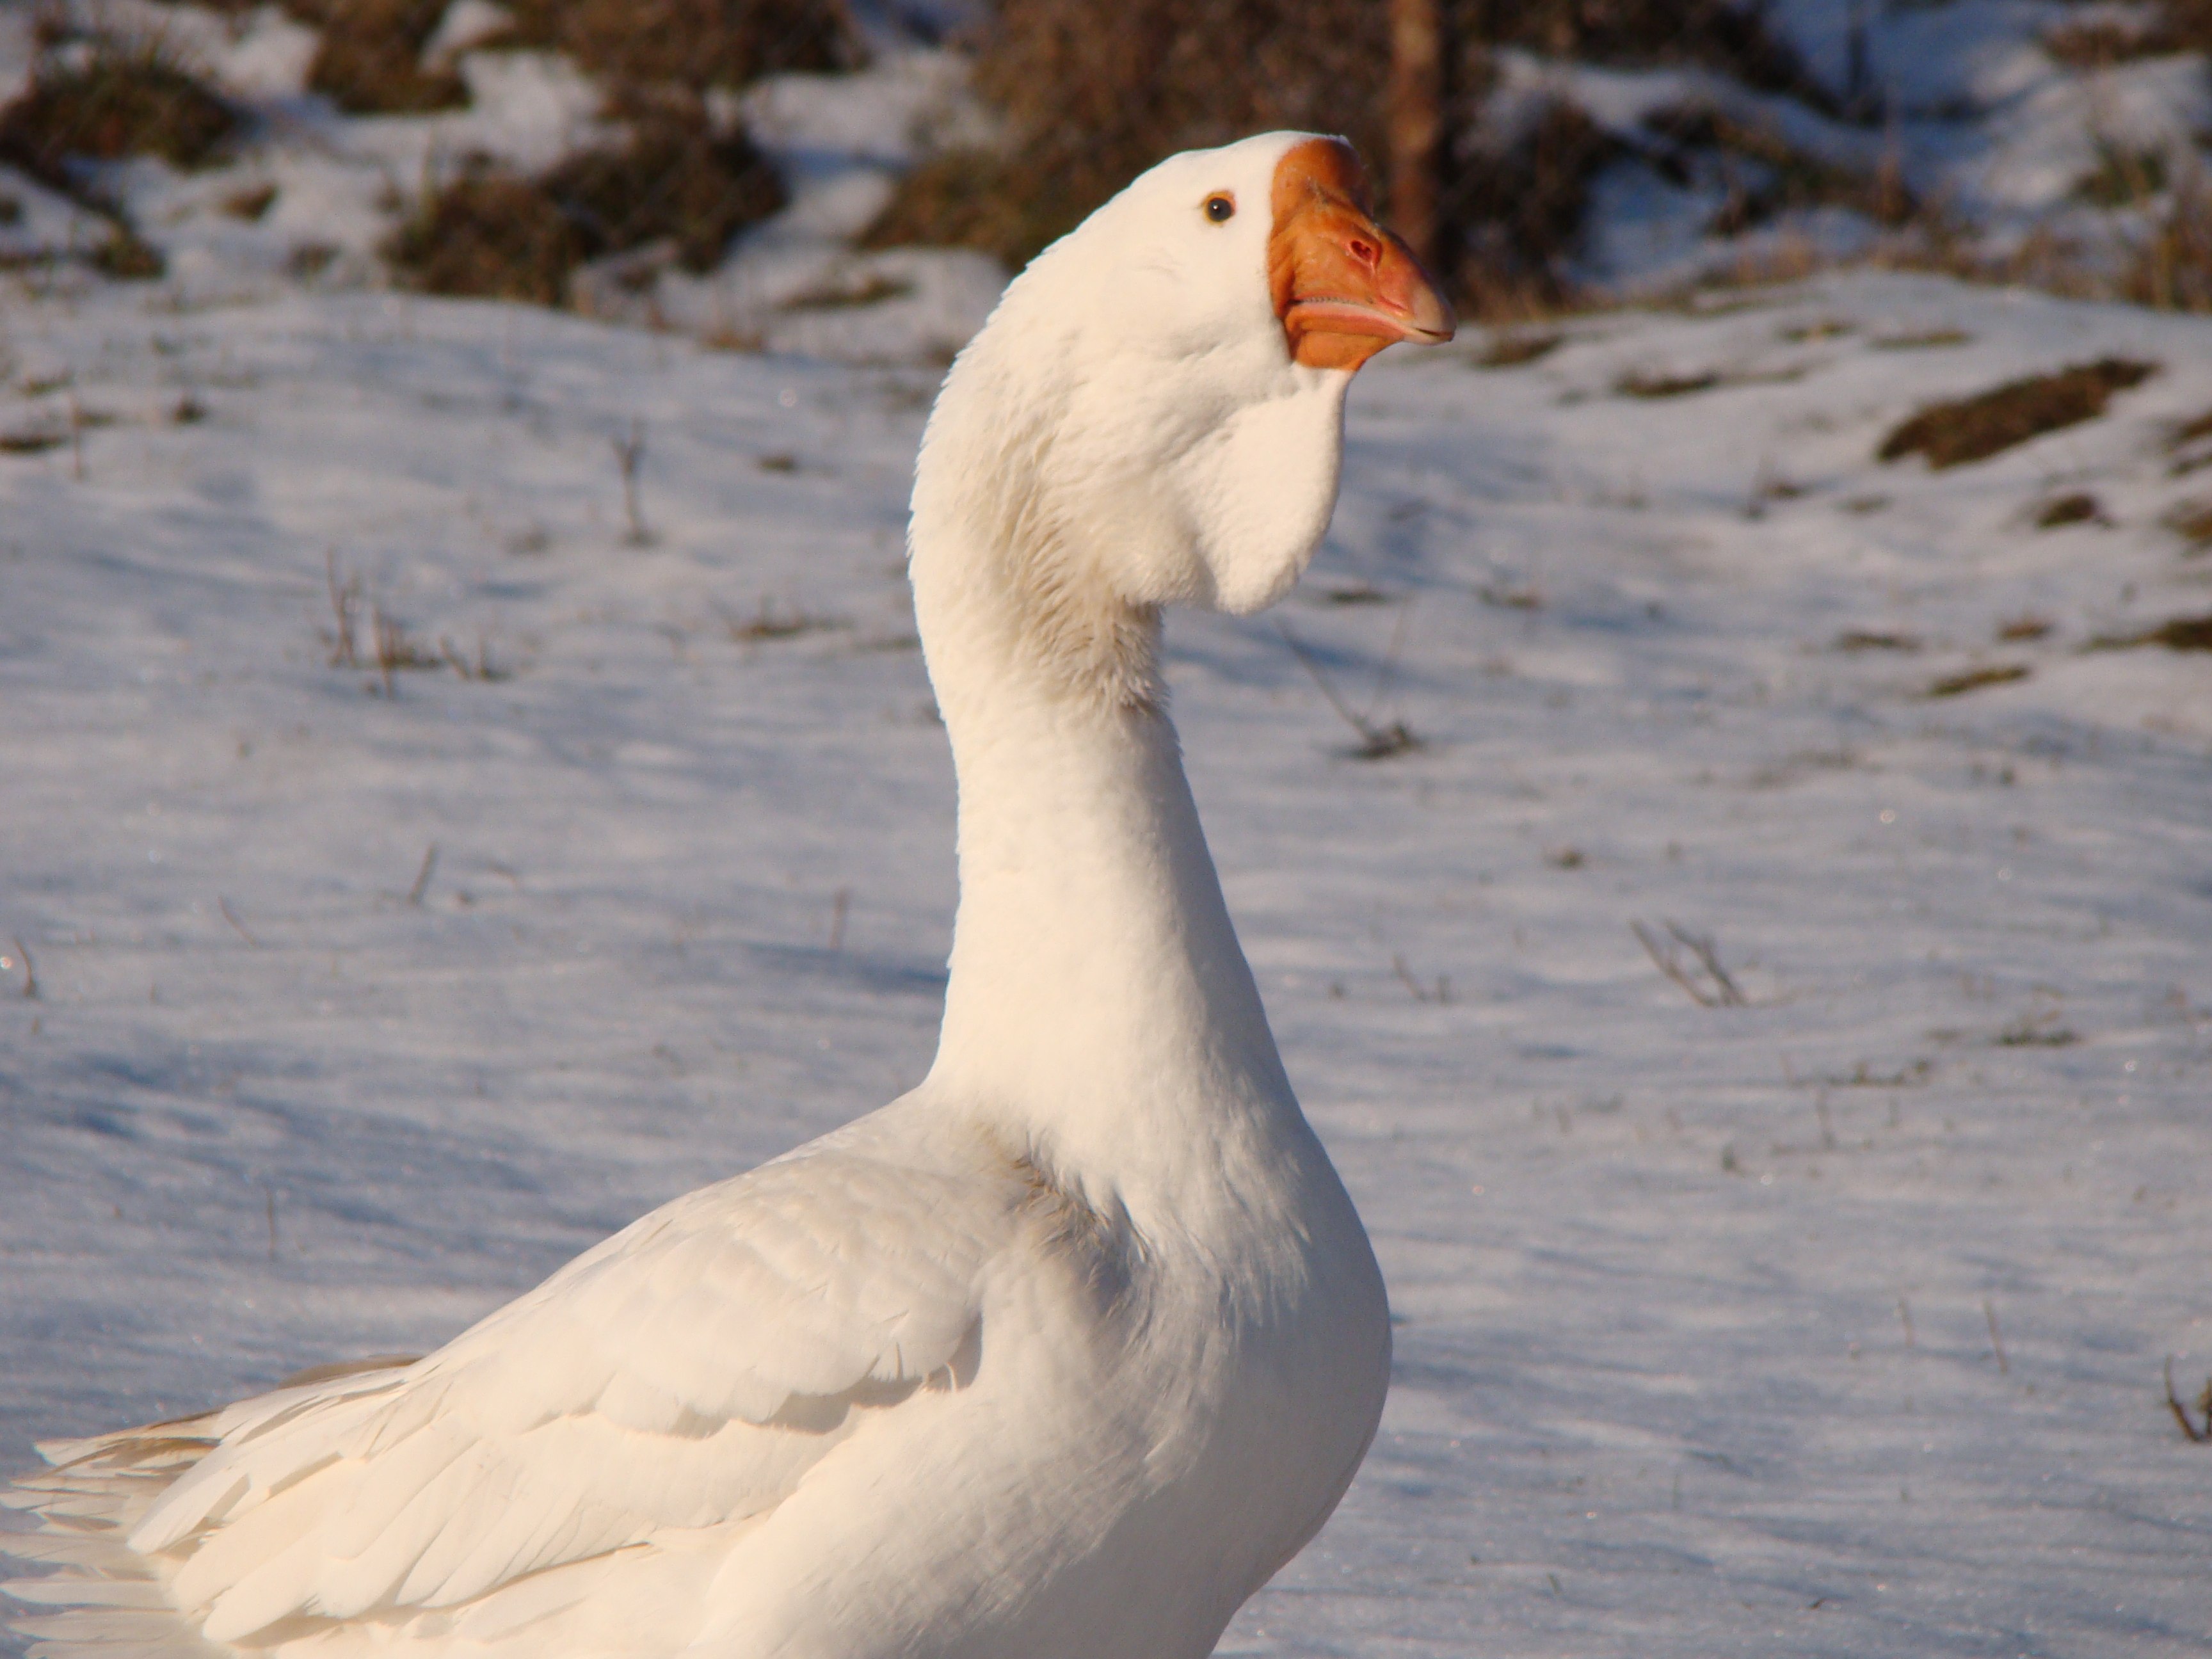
[2165,1358,2211,1443]
[1391,952,1450,1004]
[440,632,505,682]
[406,844,439,907]
[829,886,850,952]
[1631,918,1747,1007]
[218,895,260,947]
[1984,1299,2008,1375]
[1276,621,1418,759]
[7,935,35,1000]
[614,419,653,547]
[326,550,362,668]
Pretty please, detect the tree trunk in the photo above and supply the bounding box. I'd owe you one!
[1386,0,1444,273]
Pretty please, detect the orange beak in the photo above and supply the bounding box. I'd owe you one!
[1269,138,1455,371]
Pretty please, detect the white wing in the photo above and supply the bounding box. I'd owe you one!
[22,1131,1022,1647]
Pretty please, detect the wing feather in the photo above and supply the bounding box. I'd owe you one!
[74,1135,1025,1645]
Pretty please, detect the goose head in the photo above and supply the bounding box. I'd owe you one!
[913,131,1453,704]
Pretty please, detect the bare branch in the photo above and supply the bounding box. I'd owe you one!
[1667,920,1746,1006]
[1631,918,1747,1007]
[2166,1358,2211,1443]
[218,896,261,947]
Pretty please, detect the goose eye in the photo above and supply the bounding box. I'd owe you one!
[1203,193,1235,223]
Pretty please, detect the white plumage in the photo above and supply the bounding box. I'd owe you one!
[4,130,1451,1658]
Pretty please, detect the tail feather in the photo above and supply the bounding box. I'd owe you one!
[4,1361,416,1658]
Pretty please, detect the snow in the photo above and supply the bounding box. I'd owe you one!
[4,0,2212,1647]
[4,259,2211,1655]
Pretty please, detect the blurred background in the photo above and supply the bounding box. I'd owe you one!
[3,0,2211,358]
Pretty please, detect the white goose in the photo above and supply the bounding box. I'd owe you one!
[3,131,1453,1658]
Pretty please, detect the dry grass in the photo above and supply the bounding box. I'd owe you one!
[385,168,577,303]
[1474,330,1563,368]
[286,0,861,115]
[869,0,1815,297]
[1878,359,2158,469]
[92,222,165,279]
[2074,140,2167,210]
[2120,175,2212,314]
[2035,492,2103,528]
[1464,0,1821,101]
[0,31,234,278]
[1871,328,1971,351]
[543,89,783,273]
[1617,368,1720,399]
[492,0,863,91]
[2163,499,2212,550]
[1644,105,1913,235]
[289,0,465,114]
[869,0,1396,271]
[1834,629,1920,652]
[387,91,783,303]
[1452,99,1617,312]
[222,181,278,220]
[2044,17,2168,67]
[2169,408,2212,454]
[2088,612,2212,651]
[1927,664,2032,697]
[0,37,237,190]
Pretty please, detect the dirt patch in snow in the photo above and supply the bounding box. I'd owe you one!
[1877,359,2158,469]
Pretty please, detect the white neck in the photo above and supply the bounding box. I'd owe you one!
[911,538,1295,1204]
[904,271,1352,1209]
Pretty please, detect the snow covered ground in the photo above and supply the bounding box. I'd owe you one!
[3,261,2211,1656]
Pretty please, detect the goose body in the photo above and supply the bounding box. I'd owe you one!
[3,131,1452,1658]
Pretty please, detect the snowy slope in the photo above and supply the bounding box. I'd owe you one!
[2,268,2210,1656]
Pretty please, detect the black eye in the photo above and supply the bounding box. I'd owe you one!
[1203,193,1235,223]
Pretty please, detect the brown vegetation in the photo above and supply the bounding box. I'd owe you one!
[872,0,1397,271]
[1617,368,1720,399]
[2161,499,2212,550]
[385,168,577,303]
[1475,330,1562,367]
[1878,360,2158,469]
[2136,613,2212,650]
[385,95,784,302]
[0,39,237,191]
[2043,17,2169,67]
[280,0,860,114]
[1452,100,1617,312]
[1646,105,1912,235]
[1927,664,2031,696]
[290,0,465,113]
[866,0,1820,296]
[2120,175,2212,314]
[2087,612,2212,650]
[1462,0,1821,99]
[2035,492,2102,528]
[544,90,785,272]
[492,0,863,91]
